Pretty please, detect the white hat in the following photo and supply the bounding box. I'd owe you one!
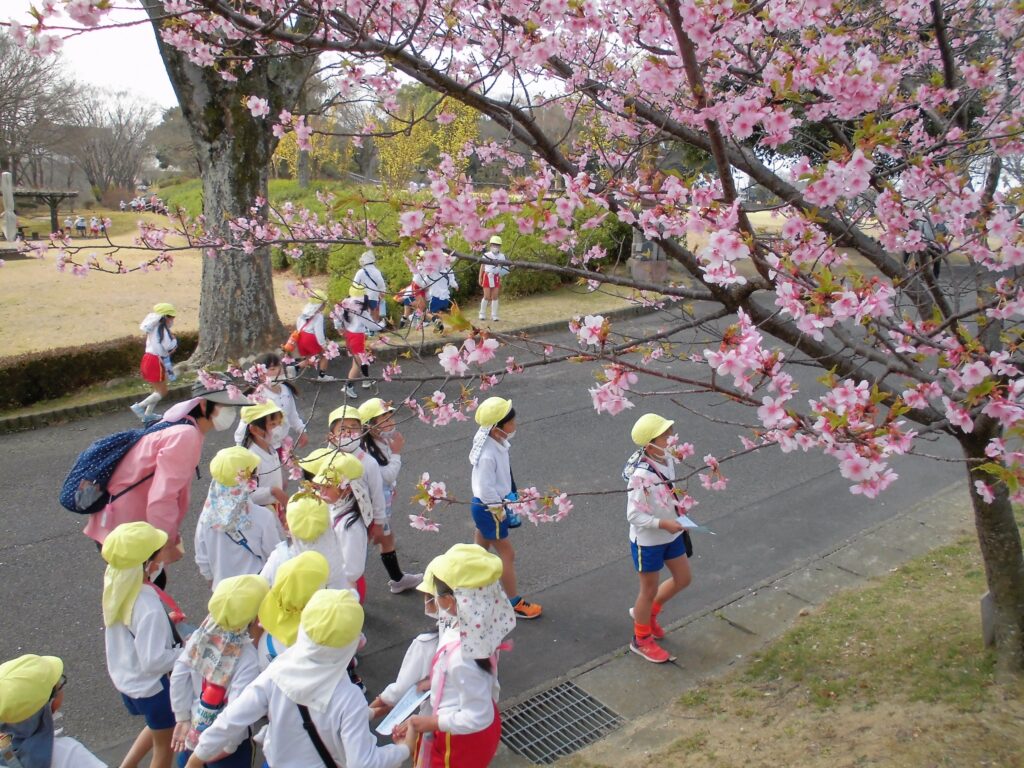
[359,250,376,266]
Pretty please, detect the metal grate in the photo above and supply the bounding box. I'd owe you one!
[501,681,624,764]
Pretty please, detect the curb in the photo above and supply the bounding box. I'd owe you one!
[0,303,656,436]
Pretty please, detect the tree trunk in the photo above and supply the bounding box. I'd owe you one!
[960,418,1024,674]
[141,1,312,365]
[297,148,311,189]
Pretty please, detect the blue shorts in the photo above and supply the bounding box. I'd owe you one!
[472,497,509,541]
[178,739,252,768]
[121,675,175,730]
[630,535,687,573]
[429,297,452,314]
[366,299,380,310]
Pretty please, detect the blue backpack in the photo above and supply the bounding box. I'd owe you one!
[59,419,191,514]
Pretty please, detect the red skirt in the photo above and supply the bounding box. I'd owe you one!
[428,703,501,768]
[140,353,165,383]
[345,330,366,355]
[296,330,323,357]
[481,273,501,290]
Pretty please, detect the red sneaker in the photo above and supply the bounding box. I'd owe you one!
[630,634,674,663]
[630,608,665,639]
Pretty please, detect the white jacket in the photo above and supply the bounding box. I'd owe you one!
[246,442,284,510]
[296,310,326,346]
[426,268,458,300]
[104,585,181,698]
[141,314,178,357]
[192,668,410,768]
[470,437,512,505]
[354,264,387,301]
[169,642,261,723]
[626,455,683,547]
[233,385,304,444]
[430,625,500,735]
[194,501,282,588]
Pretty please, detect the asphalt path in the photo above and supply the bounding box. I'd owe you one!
[0,314,963,755]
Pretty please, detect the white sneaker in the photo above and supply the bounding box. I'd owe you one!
[361,379,373,389]
[478,314,486,320]
[345,385,358,399]
[491,317,499,322]
[389,573,423,594]
[130,403,146,421]
[317,373,338,382]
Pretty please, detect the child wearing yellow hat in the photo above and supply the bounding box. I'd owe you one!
[237,400,290,523]
[186,591,414,768]
[0,654,105,768]
[624,413,692,664]
[469,397,542,619]
[170,574,269,768]
[478,235,507,321]
[394,544,515,768]
[326,406,389,548]
[232,352,309,450]
[359,398,423,594]
[101,521,182,768]
[194,447,282,589]
[131,303,178,423]
[255,550,330,672]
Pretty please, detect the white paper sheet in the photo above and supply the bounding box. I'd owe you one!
[375,686,431,736]
[677,514,715,534]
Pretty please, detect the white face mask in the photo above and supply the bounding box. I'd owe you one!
[269,424,289,449]
[211,406,236,432]
[502,429,516,442]
[333,431,361,453]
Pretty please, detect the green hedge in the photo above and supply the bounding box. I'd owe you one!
[0,333,198,409]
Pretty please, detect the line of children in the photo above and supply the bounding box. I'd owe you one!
[470,397,542,619]
[624,413,694,663]
[194,447,281,590]
[132,303,178,422]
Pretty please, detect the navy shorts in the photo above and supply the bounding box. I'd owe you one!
[429,297,452,314]
[121,675,175,730]
[630,534,687,573]
[178,739,252,768]
[366,299,380,310]
[472,497,509,541]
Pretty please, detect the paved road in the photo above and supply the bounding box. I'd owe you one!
[0,315,962,755]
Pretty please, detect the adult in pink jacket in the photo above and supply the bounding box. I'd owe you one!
[84,377,251,573]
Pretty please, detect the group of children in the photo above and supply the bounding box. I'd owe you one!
[63,215,105,239]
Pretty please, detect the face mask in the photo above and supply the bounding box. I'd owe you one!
[269,424,289,448]
[211,406,236,432]
[502,429,516,442]
[334,432,361,453]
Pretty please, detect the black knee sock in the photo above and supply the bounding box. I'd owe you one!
[381,551,404,581]
[360,363,370,377]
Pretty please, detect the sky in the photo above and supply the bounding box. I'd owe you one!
[7,2,179,109]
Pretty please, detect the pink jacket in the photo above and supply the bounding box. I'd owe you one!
[83,422,204,545]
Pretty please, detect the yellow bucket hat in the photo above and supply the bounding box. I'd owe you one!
[298,447,335,477]
[208,574,270,632]
[419,543,503,594]
[358,398,394,424]
[153,302,176,317]
[489,235,502,246]
[0,654,64,724]
[285,494,330,542]
[630,413,674,446]
[241,400,282,425]
[348,284,366,299]
[306,290,326,304]
[475,397,513,427]
[209,446,260,487]
[258,551,330,646]
[312,452,364,485]
[328,404,362,428]
[101,521,168,569]
[301,589,364,648]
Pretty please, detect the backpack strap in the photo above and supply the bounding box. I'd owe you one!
[223,530,260,560]
[297,704,339,768]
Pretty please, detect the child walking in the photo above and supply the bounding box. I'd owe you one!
[233,352,308,450]
[101,521,183,768]
[469,397,542,619]
[624,413,693,663]
[353,250,388,325]
[194,447,281,589]
[359,397,423,593]
[237,401,289,525]
[293,291,336,382]
[478,235,508,322]
[333,286,375,399]
[170,574,269,768]
[132,303,178,422]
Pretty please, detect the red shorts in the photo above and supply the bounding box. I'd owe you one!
[481,273,501,290]
[140,353,165,383]
[345,330,366,355]
[296,330,323,357]
[428,703,500,768]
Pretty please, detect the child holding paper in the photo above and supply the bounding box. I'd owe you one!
[622,413,693,664]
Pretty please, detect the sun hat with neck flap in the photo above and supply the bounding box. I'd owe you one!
[0,654,64,724]
[101,521,168,626]
[258,550,330,646]
[209,446,260,487]
[208,574,270,632]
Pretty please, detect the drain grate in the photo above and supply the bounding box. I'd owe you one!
[501,681,624,764]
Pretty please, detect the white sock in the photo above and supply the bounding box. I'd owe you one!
[141,392,162,414]
[479,298,488,317]
[491,299,499,319]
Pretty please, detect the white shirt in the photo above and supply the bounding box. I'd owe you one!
[246,443,283,510]
[193,668,410,768]
[482,250,507,275]
[144,324,177,357]
[354,264,387,301]
[104,585,181,698]
[234,385,304,444]
[329,503,368,591]
[626,455,683,547]
[169,642,261,723]
[258,540,293,586]
[426,269,458,300]
[471,437,512,505]
[380,632,438,706]
[370,439,402,492]
[431,626,499,735]
[296,310,326,346]
[194,501,282,588]
[51,736,107,768]
[256,631,289,672]
[356,450,387,524]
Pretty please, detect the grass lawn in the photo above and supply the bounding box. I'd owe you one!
[566,530,1024,768]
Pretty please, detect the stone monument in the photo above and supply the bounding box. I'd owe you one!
[1,172,17,242]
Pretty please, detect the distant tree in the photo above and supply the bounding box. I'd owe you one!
[149,106,198,174]
[67,89,156,195]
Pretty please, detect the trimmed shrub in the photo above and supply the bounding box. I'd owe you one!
[0,333,198,410]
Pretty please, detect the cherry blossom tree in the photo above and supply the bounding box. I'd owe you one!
[12,0,1024,672]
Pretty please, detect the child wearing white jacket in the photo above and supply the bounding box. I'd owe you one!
[131,302,178,422]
